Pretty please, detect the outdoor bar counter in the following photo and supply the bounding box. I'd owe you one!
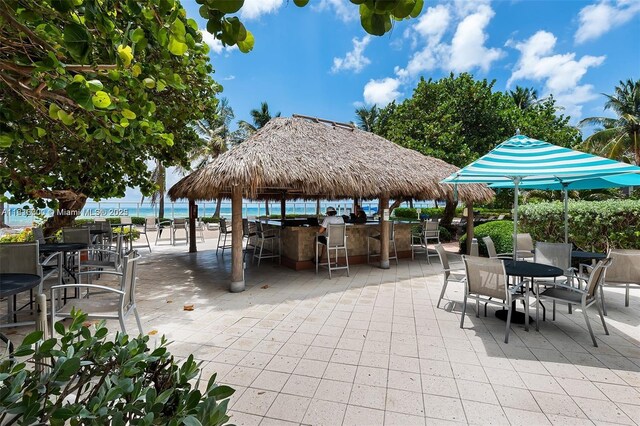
[261,220,416,270]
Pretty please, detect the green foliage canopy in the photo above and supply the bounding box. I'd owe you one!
[377,74,581,168]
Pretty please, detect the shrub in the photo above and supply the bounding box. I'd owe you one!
[0,310,234,425]
[201,217,221,223]
[438,226,452,242]
[459,220,514,256]
[0,227,34,243]
[519,199,640,251]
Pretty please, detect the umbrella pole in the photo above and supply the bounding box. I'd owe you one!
[564,186,569,244]
[513,177,521,260]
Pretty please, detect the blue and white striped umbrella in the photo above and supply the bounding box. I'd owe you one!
[442,135,640,184]
[441,134,640,254]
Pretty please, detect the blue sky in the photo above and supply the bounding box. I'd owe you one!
[127,0,640,201]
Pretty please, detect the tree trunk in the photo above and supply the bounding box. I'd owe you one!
[158,163,166,218]
[409,199,414,208]
[265,201,270,217]
[441,199,458,228]
[158,195,165,219]
[43,191,88,237]
[0,202,6,228]
[213,196,222,217]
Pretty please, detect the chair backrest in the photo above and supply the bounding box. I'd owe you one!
[482,236,498,258]
[327,223,347,248]
[62,228,91,244]
[515,233,534,252]
[94,217,107,222]
[242,218,250,236]
[423,221,439,238]
[463,255,508,300]
[606,249,640,284]
[585,258,613,299]
[145,217,156,230]
[219,218,229,233]
[534,242,572,272]
[0,242,41,275]
[120,216,132,225]
[120,251,141,310]
[173,218,187,227]
[32,227,46,244]
[435,244,450,273]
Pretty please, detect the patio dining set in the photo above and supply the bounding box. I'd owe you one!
[434,233,640,347]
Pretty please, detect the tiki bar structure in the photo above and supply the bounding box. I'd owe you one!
[169,115,493,292]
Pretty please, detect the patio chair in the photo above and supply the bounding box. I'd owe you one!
[170,218,188,245]
[0,242,47,326]
[155,218,172,245]
[533,242,576,318]
[196,219,206,242]
[482,236,512,259]
[460,255,525,343]
[62,227,92,245]
[79,233,125,279]
[435,244,466,309]
[600,249,640,314]
[51,251,143,335]
[470,238,479,257]
[253,221,281,267]
[367,221,398,265]
[216,218,233,255]
[515,233,534,260]
[243,218,257,250]
[535,258,611,346]
[33,227,62,280]
[412,221,440,263]
[137,217,155,252]
[316,223,349,279]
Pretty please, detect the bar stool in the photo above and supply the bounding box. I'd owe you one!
[253,221,281,266]
[216,218,233,255]
[422,221,440,264]
[316,223,349,278]
[367,222,398,265]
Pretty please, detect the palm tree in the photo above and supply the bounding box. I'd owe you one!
[237,101,281,134]
[142,159,166,218]
[580,79,640,165]
[508,86,539,110]
[237,101,280,216]
[354,105,379,132]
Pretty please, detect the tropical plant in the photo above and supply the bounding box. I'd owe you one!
[579,79,640,165]
[238,101,281,134]
[508,86,539,110]
[0,310,234,425]
[355,105,380,132]
[459,220,515,256]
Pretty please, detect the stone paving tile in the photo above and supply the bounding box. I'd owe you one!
[5,233,640,425]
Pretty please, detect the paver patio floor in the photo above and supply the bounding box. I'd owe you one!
[2,230,640,425]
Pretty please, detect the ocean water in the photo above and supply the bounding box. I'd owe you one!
[3,199,436,226]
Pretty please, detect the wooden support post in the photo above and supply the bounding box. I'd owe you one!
[465,202,474,255]
[316,199,321,216]
[379,197,390,269]
[230,185,244,292]
[281,195,286,220]
[188,199,197,253]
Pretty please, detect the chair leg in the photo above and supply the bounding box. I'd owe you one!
[144,233,151,253]
[216,231,221,254]
[119,313,127,335]
[257,240,264,267]
[134,307,143,335]
[315,242,319,275]
[393,240,398,265]
[625,284,630,307]
[552,300,556,321]
[327,245,331,279]
[595,300,609,335]
[437,278,449,309]
[600,285,608,316]
[505,303,513,344]
[475,298,480,318]
[582,305,598,347]
[459,295,467,328]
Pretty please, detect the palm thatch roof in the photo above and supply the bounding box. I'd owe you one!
[169,116,493,202]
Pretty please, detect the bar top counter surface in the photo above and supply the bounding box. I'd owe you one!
[259,218,420,270]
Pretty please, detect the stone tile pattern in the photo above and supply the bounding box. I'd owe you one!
[4,230,640,426]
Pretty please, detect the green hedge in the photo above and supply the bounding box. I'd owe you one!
[393,207,511,220]
[459,220,514,256]
[519,200,640,251]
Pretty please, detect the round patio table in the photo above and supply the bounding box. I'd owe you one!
[498,260,564,325]
[571,251,606,261]
[0,273,41,325]
[39,243,88,283]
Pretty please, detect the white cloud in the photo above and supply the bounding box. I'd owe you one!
[395,3,503,78]
[222,75,236,81]
[363,77,401,106]
[240,0,284,20]
[448,5,505,73]
[313,0,359,22]
[507,30,605,119]
[200,30,238,55]
[331,36,372,73]
[575,0,640,44]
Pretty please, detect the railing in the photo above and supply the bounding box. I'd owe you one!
[2,200,436,226]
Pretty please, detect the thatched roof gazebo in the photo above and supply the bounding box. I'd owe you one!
[170,115,493,292]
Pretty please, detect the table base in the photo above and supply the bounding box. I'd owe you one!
[495,309,533,325]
